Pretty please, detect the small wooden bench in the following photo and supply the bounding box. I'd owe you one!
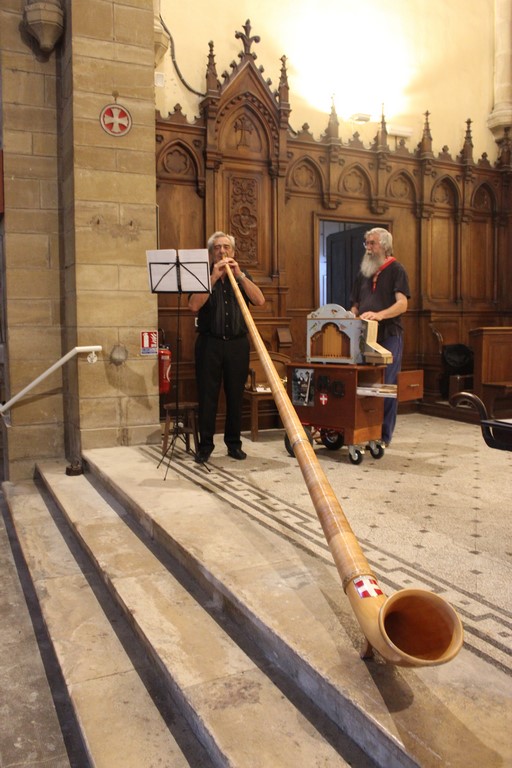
[162,401,199,456]
[243,351,289,441]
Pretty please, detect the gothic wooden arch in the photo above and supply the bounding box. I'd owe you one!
[471,180,497,213]
[430,174,460,210]
[156,138,203,190]
[214,91,279,163]
[286,156,325,200]
[338,163,374,204]
[385,169,417,207]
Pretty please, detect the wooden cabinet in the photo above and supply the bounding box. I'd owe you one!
[287,363,424,446]
[469,327,512,415]
[287,363,385,446]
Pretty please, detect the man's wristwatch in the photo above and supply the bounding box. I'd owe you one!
[237,274,246,283]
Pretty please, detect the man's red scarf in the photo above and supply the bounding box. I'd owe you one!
[372,256,396,292]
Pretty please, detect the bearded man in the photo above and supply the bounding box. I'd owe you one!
[350,227,410,446]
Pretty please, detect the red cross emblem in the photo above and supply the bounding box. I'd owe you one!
[100,104,132,136]
[353,576,384,599]
[319,393,328,405]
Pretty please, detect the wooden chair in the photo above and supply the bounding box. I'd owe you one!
[243,351,289,441]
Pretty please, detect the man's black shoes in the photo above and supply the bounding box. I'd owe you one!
[227,447,247,460]
[195,447,247,462]
[194,449,212,464]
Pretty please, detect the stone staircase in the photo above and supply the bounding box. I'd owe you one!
[3,445,440,768]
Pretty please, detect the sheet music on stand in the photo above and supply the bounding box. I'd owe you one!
[146,247,211,479]
[146,249,211,294]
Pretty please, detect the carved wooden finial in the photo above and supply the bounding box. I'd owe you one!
[278,55,289,102]
[235,19,260,59]
[417,110,433,158]
[325,98,339,139]
[459,118,474,164]
[423,111,432,138]
[373,109,389,153]
[205,40,220,93]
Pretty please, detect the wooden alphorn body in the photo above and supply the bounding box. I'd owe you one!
[227,265,463,666]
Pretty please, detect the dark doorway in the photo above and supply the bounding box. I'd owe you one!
[325,223,383,310]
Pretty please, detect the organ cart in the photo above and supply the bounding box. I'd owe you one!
[285,305,423,463]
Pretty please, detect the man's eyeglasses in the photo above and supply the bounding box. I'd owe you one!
[365,239,377,245]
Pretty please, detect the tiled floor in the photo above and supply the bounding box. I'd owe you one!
[158,412,512,677]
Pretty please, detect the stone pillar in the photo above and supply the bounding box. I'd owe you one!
[488,0,512,141]
[60,0,160,457]
[0,0,66,480]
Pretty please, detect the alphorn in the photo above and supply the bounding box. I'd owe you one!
[226,264,464,666]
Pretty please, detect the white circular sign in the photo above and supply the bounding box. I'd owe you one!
[100,104,132,136]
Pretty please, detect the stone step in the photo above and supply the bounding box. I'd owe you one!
[80,445,422,768]
[0,501,73,768]
[2,479,208,768]
[31,459,367,768]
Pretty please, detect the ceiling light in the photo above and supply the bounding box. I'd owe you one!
[388,125,413,138]
[349,113,371,123]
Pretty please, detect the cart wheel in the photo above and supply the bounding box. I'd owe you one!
[368,442,385,459]
[284,427,313,457]
[320,429,344,450]
[348,447,364,465]
[284,433,295,457]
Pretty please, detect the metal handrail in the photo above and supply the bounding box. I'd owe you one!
[0,345,102,421]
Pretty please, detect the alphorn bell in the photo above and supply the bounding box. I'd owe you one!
[226,264,464,666]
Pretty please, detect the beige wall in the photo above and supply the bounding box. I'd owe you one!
[155,0,497,161]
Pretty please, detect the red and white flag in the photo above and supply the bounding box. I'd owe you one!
[353,576,384,599]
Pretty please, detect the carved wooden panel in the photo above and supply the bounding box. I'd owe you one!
[467,218,495,305]
[155,20,512,413]
[470,327,512,412]
[288,157,324,198]
[428,215,458,303]
[340,165,371,198]
[387,171,417,207]
[221,168,272,274]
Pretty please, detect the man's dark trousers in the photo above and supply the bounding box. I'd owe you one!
[195,334,249,452]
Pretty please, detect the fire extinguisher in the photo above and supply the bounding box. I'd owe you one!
[158,329,171,395]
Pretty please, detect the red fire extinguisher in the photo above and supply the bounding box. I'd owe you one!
[158,346,171,394]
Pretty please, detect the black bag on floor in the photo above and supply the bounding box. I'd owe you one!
[439,344,474,398]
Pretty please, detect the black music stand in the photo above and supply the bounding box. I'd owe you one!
[146,248,210,476]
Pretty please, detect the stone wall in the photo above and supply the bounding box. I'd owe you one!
[0,0,161,480]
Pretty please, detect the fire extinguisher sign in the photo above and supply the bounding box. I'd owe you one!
[141,330,158,355]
